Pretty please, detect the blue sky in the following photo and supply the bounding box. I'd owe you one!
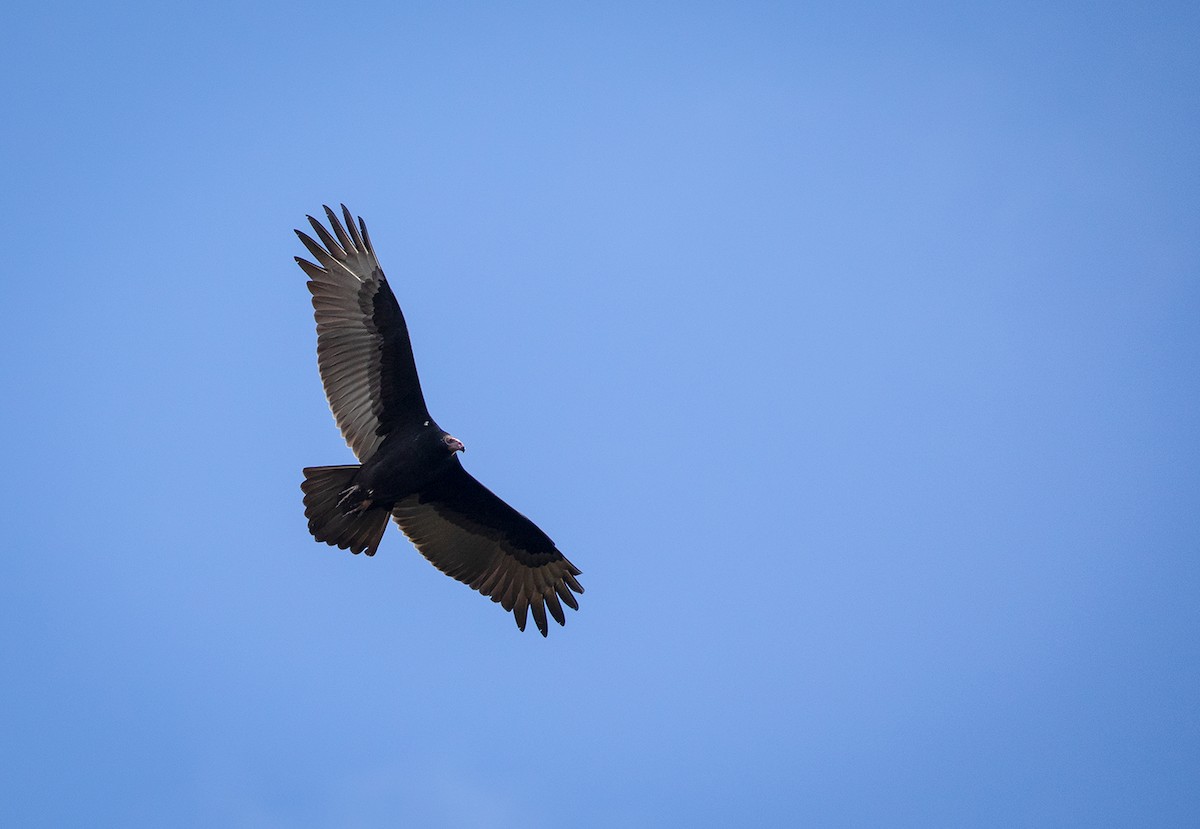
[2,1,1198,826]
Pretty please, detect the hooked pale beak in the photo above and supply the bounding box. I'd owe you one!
[446,435,465,454]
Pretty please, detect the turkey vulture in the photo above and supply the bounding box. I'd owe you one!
[295,205,583,636]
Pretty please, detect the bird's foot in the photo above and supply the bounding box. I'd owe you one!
[336,484,374,514]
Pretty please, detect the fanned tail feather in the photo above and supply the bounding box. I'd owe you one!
[301,465,389,556]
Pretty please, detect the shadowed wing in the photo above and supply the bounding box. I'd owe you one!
[392,458,584,636]
[294,205,430,460]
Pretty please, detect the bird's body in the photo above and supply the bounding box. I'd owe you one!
[355,428,460,504]
[295,206,582,635]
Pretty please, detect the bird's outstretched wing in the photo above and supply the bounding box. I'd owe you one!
[391,458,584,636]
[295,205,431,460]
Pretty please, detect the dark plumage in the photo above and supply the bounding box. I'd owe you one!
[295,205,582,635]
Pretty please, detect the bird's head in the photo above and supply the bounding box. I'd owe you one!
[442,433,465,455]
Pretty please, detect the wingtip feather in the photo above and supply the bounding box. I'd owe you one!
[324,204,354,252]
[514,596,529,632]
[545,591,566,627]
[531,600,548,636]
[342,204,365,249]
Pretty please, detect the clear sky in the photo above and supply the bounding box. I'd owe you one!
[2,2,1198,826]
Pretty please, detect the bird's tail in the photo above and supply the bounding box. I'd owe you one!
[301,465,390,556]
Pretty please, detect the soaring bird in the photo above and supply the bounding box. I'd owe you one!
[295,205,582,636]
